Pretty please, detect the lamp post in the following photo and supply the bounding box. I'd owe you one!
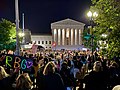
[87,11,98,60]
[22,13,25,44]
[19,32,25,44]
[15,0,20,55]
[19,32,25,37]
[19,32,25,52]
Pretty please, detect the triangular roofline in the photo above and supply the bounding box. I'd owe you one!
[51,18,85,30]
[51,18,85,26]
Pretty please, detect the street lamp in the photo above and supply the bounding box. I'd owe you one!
[19,32,25,44]
[19,32,25,37]
[18,32,25,52]
[15,0,20,55]
[87,11,98,20]
[87,11,98,60]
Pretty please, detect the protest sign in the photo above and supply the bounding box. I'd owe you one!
[0,54,33,72]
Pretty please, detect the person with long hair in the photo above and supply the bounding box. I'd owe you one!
[37,61,65,90]
[0,66,9,80]
[0,66,18,90]
[16,73,33,90]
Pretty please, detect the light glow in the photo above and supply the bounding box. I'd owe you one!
[87,11,92,17]
[19,32,25,37]
[93,12,98,17]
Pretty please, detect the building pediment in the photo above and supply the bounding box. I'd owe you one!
[51,18,85,29]
[51,18,85,26]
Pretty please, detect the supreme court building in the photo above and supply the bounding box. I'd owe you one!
[27,18,85,51]
[51,18,85,50]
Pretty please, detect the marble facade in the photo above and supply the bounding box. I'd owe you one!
[51,18,85,50]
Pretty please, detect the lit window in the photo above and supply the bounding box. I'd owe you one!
[38,41,40,44]
[46,41,47,44]
[31,41,33,44]
[49,41,51,44]
[42,41,44,44]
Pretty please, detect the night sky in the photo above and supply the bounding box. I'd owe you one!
[0,0,91,34]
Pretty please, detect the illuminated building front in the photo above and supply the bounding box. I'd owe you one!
[24,18,85,50]
[51,18,85,50]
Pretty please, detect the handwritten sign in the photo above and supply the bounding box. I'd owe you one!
[0,54,33,72]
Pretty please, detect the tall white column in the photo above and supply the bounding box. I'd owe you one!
[64,29,66,45]
[56,29,58,45]
[71,29,73,45]
[69,28,71,45]
[79,29,82,45]
[77,29,79,45]
[73,29,75,45]
[60,29,62,45]
[62,29,65,45]
[52,29,54,43]
[53,29,56,42]
[75,29,77,45]
[66,28,70,45]
[58,29,61,45]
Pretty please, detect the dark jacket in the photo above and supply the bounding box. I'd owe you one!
[0,74,16,90]
[60,64,74,87]
[84,71,108,90]
[38,73,65,90]
[16,87,31,90]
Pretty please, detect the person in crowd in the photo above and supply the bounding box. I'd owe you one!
[87,55,92,71]
[36,57,45,88]
[38,61,65,90]
[33,58,40,77]
[27,55,35,84]
[60,61,74,90]
[76,64,86,90]
[44,55,49,65]
[112,85,120,90]
[54,55,61,73]
[0,66,19,90]
[107,61,120,89]
[16,73,33,90]
[84,61,108,90]
[36,64,45,90]
[31,58,40,88]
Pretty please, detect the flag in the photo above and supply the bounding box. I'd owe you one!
[31,43,38,54]
[52,42,56,47]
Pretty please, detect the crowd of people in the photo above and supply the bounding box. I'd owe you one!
[0,50,120,90]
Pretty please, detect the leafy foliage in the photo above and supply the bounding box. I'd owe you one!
[90,0,120,58]
[0,19,16,51]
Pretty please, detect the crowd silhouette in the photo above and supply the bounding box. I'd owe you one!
[0,50,120,90]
